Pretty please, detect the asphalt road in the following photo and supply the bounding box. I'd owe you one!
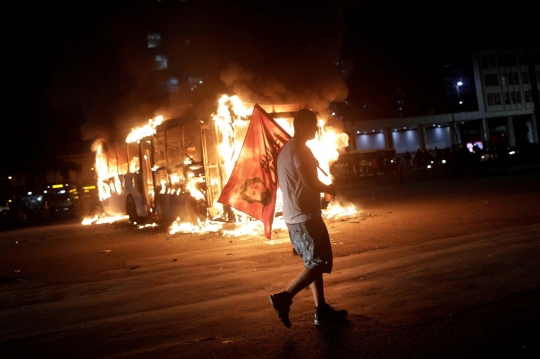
[1,167,539,359]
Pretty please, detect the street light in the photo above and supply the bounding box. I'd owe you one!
[456,81,463,105]
[452,81,463,148]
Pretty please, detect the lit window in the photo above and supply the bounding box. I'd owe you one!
[147,33,161,48]
[163,77,179,92]
[155,55,168,70]
[188,77,203,91]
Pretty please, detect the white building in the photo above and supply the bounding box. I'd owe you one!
[344,47,540,155]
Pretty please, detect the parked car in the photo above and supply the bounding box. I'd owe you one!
[45,184,80,218]
[0,199,10,219]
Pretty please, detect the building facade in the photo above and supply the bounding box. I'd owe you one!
[344,47,540,156]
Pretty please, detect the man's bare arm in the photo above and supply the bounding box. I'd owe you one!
[297,165,336,195]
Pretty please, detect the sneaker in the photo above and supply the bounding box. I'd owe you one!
[314,303,348,326]
[269,291,293,328]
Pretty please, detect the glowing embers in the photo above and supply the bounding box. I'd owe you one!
[169,217,222,235]
[82,214,129,225]
[221,221,264,237]
[323,197,360,220]
[168,216,286,238]
[81,214,158,229]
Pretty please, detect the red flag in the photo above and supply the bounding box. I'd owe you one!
[217,104,291,239]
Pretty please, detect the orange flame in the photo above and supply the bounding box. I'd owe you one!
[126,115,164,143]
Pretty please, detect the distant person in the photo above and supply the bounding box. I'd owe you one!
[435,147,442,164]
[403,151,412,172]
[361,157,369,176]
[371,155,380,183]
[396,156,405,183]
[270,108,347,328]
[415,148,425,170]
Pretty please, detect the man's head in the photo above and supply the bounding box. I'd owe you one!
[293,109,318,141]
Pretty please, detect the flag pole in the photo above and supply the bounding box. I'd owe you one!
[318,167,328,176]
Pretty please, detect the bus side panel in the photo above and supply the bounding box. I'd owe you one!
[157,193,200,224]
[125,173,148,218]
[101,195,127,217]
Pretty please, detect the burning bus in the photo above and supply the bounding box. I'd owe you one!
[92,95,354,232]
[94,96,279,227]
[95,112,219,226]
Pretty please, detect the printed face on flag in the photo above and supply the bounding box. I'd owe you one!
[217,104,291,239]
[240,177,272,206]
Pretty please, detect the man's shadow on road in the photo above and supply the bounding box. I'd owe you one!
[314,314,374,357]
[278,314,372,358]
[316,318,351,342]
[278,319,352,358]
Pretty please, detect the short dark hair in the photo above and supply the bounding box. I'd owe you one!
[293,109,317,133]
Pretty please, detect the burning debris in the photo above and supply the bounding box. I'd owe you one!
[82,95,360,237]
[82,214,129,225]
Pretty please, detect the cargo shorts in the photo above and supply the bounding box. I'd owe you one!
[286,216,333,273]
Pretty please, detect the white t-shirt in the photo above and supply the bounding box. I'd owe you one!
[277,137,321,224]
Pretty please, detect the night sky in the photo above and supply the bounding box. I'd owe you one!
[4,0,536,173]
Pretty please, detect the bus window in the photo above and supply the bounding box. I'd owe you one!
[154,132,167,169]
[183,122,202,162]
[108,180,117,195]
[108,175,123,195]
[96,143,109,178]
[117,144,128,175]
[127,142,140,173]
[107,147,118,176]
[155,169,168,193]
[167,126,184,169]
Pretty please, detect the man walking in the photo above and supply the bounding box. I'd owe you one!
[270,108,347,328]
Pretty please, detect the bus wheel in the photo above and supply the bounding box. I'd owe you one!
[126,196,140,224]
